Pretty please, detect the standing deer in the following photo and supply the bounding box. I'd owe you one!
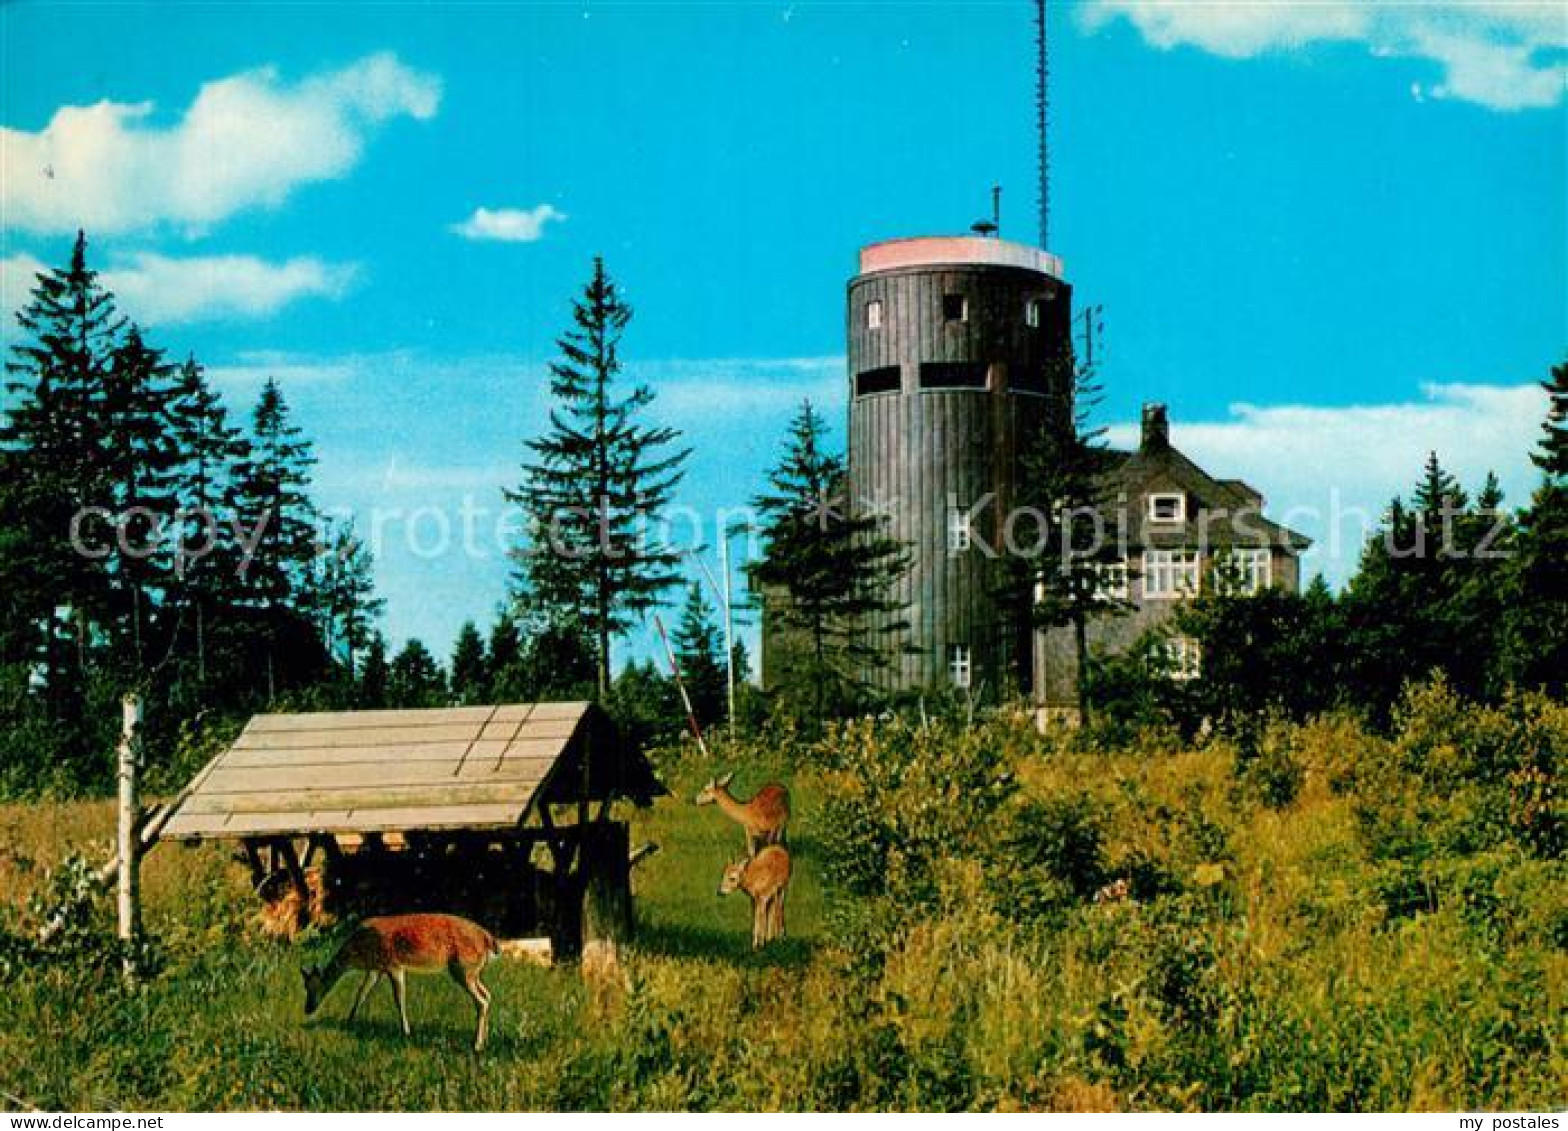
[718,844,792,949]
[695,771,790,855]
[302,913,499,1051]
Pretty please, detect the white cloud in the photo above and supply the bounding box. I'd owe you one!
[1081,1,1567,110]
[205,350,364,388]
[450,205,567,243]
[101,252,358,324]
[1106,381,1549,585]
[1,52,441,235]
[3,249,357,338]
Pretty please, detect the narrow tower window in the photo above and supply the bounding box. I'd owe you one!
[947,508,973,552]
[1026,298,1043,328]
[948,643,973,689]
[866,299,884,330]
[854,365,901,397]
[942,294,969,323]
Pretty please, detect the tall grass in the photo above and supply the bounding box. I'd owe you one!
[0,690,1562,1111]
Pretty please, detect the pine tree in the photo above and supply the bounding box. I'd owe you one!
[1003,358,1130,723]
[1,232,125,677]
[99,325,181,670]
[672,582,726,728]
[450,621,488,705]
[388,638,446,708]
[229,378,320,698]
[750,400,908,720]
[1498,359,1568,693]
[507,258,690,696]
[166,356,250,682]
[359,632,389,709]
[485,612,523,701]
[309,519,383,676]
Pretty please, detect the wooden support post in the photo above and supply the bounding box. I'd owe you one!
[116,694,142,981]
[241,841,268,888]
[580,821,631,982]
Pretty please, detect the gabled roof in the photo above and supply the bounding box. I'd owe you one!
[162,702,663,842]
[1097,443,1311,551]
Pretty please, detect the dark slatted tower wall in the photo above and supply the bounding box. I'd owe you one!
[847,241,1073,693]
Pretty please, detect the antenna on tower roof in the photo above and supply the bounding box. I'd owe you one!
[1035,0,1050,250]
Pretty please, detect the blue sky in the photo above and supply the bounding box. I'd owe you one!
[3,2,1565,665]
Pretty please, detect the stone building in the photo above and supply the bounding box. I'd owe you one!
[1032,402,1312,710]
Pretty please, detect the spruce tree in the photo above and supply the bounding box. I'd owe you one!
[1,232,125,676]
[99,325,181,670]
[485,612,523,701]
[309,519,383,677]
[1498,359,1568,693]
[388,638,446,708]
[166,356,250,682]
[672,581,726,728]
[359,632,390,709]
[750,400,908,720]
[507,258,690,696]
[1002,359,1130,723]
[450,621,488,705]
[229,378,321,698]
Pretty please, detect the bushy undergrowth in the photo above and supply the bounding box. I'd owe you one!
[1,681,1562,1111]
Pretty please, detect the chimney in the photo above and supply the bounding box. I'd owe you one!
[1141,403,1169,451]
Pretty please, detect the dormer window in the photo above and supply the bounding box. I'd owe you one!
[866,299,884,330]
[942,294,969,323]
[1147,493,1185,524]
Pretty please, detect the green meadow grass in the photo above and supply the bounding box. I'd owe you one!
[0,760,827,1111]
[1,707,1563,1112]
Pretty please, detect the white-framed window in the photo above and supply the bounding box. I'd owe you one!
[948,643,972,689]
[1025,298,1042,328]
[942,293,969,323]
[1143,549,1200,599]
[1147,493,1185,523]
[1162,635,1202,681]
[947,508,973,552]
[1092,558,1129,600]
[866,299,884,330]
[1225,548,1272,595]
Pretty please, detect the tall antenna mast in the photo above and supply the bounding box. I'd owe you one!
[1035,0,1050,250]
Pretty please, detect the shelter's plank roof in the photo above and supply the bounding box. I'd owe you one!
[163,701,659,841]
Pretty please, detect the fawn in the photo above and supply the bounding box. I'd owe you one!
[718,844,792,949]
[695,771,790,855]
[302,913,499,1051]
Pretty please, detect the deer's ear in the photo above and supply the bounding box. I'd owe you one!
[719,770,735,787]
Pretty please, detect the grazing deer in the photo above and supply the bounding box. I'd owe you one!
[302,913,499,1051]
[718,845,791,949]
[695,771,790,855]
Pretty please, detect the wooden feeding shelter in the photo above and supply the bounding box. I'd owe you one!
[162,702,663,955]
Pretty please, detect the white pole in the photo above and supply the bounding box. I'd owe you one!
[719,535,736,733]
[117,693,142,980]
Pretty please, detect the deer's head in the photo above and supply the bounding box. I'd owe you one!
[717,856,748,896]
[693,770,735,806]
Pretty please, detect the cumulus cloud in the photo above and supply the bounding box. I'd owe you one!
[2,250,356,333]
[1106,382,1549,584]
[1081,1,1567,110]
[102,253,358,323]
[1,52,441,235]
[450,204,567,243]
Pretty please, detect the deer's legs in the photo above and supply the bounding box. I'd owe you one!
[453,961,492,1052]
[388,968,411,1037]
[348,971,379,1022]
